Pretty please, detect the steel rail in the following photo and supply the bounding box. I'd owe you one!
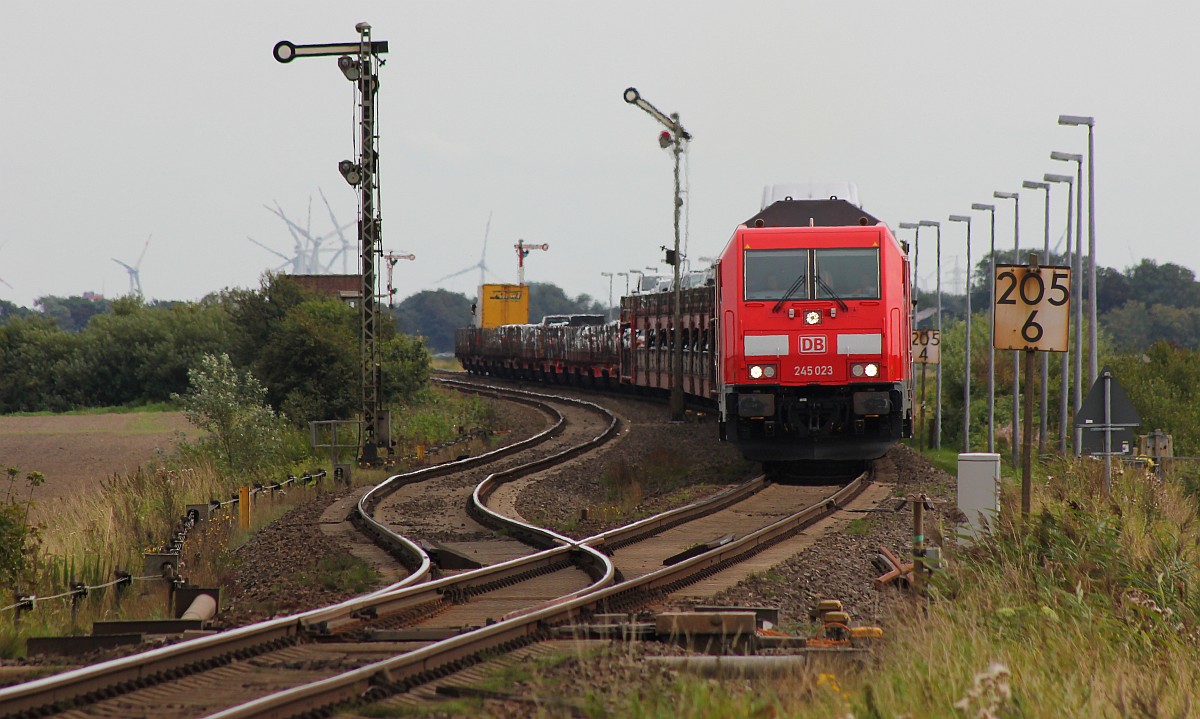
[206,474,867,719]
[352,382,572,585]
[2,381,829,719]
[0,382,611,718]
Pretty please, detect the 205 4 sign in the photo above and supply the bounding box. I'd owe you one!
[993,264,1071,352]
[911,329,940,364]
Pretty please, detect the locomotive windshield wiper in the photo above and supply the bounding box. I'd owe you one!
[772,274,805,313]
[816,274,849,312]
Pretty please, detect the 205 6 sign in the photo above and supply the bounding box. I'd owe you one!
[993,263,1071,352]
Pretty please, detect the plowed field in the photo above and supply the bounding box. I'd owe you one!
[0,412,200,518]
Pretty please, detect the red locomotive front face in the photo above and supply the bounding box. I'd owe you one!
[720,227,905,387]
[716,222,913,461]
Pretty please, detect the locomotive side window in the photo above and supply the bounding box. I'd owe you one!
[745,249,809,300]
[814,248,879,299]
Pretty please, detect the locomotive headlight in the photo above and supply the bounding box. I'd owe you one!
[850,362,881,379]
[804,310,822,325]
[748,364,777,380]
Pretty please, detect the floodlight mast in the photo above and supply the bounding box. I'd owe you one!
[277,23,390,464]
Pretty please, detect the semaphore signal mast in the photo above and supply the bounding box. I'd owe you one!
[383,251,415,308]
[513,239,548,286]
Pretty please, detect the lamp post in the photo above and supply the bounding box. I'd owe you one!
[1023,180,1051,454]
[601,271,615,321]
[1052,150,1085,456]
[949,214,972,453]
[899,222,921,309]
[617,271,629,295]
[899,221,922,448]
[919,219,942,450]
[629,269,645,293]
[624,87,691,421]
[1046,172,1075,455]
[994,190,1020,467]
[1059,115,1097,388]
[971,203,997,452]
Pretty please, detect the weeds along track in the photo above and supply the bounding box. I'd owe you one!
[0,382,868,719]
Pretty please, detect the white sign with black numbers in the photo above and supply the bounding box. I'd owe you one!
[993,264,1071,352]
[911,329,940,364]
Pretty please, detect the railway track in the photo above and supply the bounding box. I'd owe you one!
[0,380,877,719]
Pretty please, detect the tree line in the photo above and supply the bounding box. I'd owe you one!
[0,278,601,416]
[915,254,1200,350]
[0,275,429,420]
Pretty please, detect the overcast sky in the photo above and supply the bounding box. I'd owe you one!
[2,2,1195,310]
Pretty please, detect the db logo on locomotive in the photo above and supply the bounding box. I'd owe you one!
[798,335,827,353]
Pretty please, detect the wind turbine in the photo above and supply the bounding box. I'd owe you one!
[246,236,295,272]
[318,188,355,273]
[0,240,12,290]
[435,212,495,289]
[112,235,151,297]
[249,192,355,274]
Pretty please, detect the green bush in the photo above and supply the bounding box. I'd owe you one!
[0,468,44,587]
[172,353,295,477]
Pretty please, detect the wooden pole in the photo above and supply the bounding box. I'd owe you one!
[920,366,929,450]
[239,486,251,530]
[912,495,926,595]
[1022,356,1036,519]
[1021,253,1040,521]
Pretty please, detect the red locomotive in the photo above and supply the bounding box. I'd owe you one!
[716,198,912,461]
[455,197,913,463]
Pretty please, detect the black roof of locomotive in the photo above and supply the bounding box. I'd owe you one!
[743,198,881,229]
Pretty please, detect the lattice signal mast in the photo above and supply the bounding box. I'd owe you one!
[275,23,390,464]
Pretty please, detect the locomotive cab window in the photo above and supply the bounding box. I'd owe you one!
[815,248,879,300]
[745,249,809,301]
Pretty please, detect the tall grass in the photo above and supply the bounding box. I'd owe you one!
[0,463,332,653]
[818,458,1199,717]
[0,447,320,656]
[0,388,493,657]
[390,386,495,449]
[438,455,1200,718]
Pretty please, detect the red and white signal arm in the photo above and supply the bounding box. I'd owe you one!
[911,329,940,364]
[993,264,1071,352]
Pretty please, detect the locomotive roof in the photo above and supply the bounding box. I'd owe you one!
[743,198,882,229]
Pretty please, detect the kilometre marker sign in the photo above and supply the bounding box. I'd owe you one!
[911,329,940,364]
[993,264,1071,352]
